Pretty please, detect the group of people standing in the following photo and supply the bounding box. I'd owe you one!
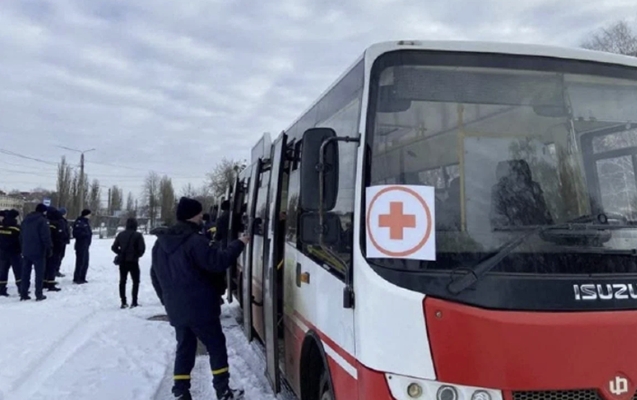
[0,204,93,301]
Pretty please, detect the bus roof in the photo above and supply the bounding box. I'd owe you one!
[365,40,637,69]
[272,40,637,160]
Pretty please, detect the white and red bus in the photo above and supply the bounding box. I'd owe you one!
[223,40,637,400]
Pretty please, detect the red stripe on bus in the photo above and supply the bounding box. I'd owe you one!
[283,312,393,399]
[292,310,358,368]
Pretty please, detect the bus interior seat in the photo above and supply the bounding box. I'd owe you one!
[490,159,553,228]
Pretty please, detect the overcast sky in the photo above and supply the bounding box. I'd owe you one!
[0,0,635,202]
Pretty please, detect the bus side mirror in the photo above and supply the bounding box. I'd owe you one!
[299,128,339,212]
[299,212,341,246]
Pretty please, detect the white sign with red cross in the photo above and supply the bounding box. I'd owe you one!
[365,185,436,261]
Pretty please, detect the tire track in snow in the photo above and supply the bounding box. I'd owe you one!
[8,309,124,400]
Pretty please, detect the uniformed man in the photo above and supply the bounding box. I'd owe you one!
[20,204,52,301]
[72,209,92,284]
[0,209,22,296]
[151,197,249,400]
[44,207,64,292]
[214,200,230,249]
[57,207,71,277]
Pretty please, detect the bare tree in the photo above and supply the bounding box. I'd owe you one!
[181,182,198,198]
[582,20,637,56]
[143,171,161,228]
[206,158,247,198]
[126,192,136,217]
[88,179,101,215]
[110,185,123,213]
[159,176,176,226]
[69,169,89,217]
[56,156,73,208]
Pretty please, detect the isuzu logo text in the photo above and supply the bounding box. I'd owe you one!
[573,284,637,301]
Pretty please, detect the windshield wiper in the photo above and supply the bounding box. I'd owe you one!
[447,214,635,295]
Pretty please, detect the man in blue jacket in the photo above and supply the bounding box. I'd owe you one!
[20,204,52,301]
[72,209,92,284]
[151,197,249,400]
[57,207,70,277]
[0,209,22,296]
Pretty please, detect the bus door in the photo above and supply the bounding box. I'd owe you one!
[227,176,246,303]
[263,134,287,393]
[243,159,262,342]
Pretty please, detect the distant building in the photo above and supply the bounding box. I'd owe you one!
[0,195,25,214]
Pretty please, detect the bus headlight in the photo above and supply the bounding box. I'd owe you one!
[438,386,459,400]
[407,382,423,398]
[385,373,502,400]
[472,390,492,400]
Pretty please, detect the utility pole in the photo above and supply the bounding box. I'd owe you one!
[58,146,96,212]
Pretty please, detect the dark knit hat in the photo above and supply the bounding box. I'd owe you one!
[176,197,203,221]
[81,209,91,217]
[35,204,48,213]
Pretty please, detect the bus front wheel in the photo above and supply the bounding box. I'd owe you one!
[319,369,334,400]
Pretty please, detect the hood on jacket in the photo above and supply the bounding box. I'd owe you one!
[155,221,200,255]
[126,218,138,231]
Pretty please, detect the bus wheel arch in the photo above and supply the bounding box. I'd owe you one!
[300,331,335,400]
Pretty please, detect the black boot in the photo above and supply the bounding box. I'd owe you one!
[174,393,192,400]
[0,286,8,297]
[121,300,128,309]
[36,295,47,301]
[216,387,244,400]
[48,284,61,292]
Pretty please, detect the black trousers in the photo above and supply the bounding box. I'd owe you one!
[119,261,140,304]
[21,256,45,298]
[73,244,90,283]
[172,319,230,396]
[0,252,21,292]
[45,253,61,287]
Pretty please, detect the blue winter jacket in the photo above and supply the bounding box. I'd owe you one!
[72,216,92,247]
[150,221,245,327]
[20,211,52,260]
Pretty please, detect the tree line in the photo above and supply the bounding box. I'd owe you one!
[45,156,246,229]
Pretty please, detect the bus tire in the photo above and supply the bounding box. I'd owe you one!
[300,332,334,400]
[319,369,335,400]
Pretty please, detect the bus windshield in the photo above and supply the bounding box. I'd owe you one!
[367,52,637,275]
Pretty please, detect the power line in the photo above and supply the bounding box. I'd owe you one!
[0,149,58,166]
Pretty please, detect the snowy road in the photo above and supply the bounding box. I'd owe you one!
[0,235,280,400]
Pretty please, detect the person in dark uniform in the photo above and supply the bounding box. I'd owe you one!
[20,204,52,301]
[57,207,70,277]
[202,213,216,241]
[151,197,249,400]
[214,200,230,249]
[111,217,146,309]
[44,207,64,292]
[0,209,22,296]
[72,209,92,284]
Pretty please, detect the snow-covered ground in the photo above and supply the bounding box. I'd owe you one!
[0,235,279,400]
